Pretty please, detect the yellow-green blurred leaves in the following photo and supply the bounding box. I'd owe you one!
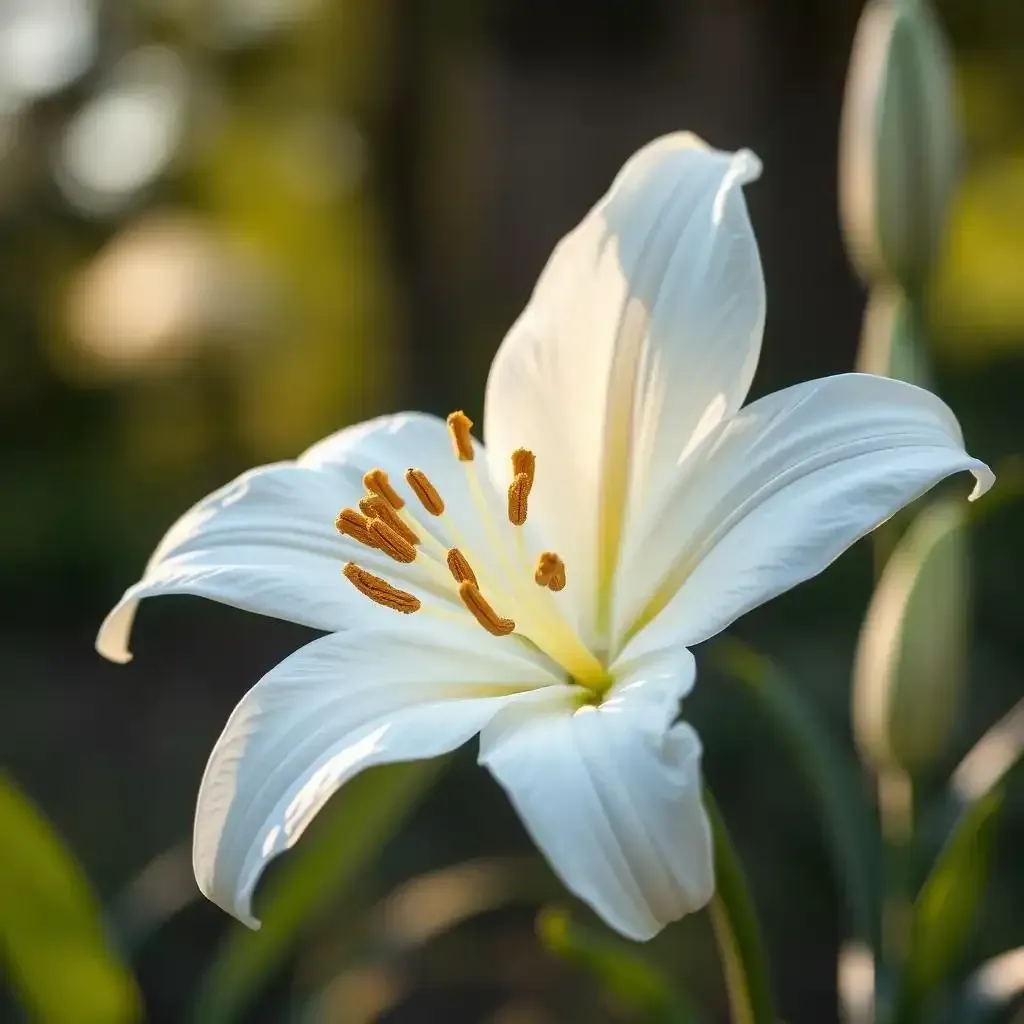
[193,104,394,459]
[930,150,1024,360]
[710,639,880,947]
[904,789,1003,1011]
[840,0,958,294]
[537,908,698,1024]
[853,499,970,776]
[191,759,442,1024]
[0,772,140,1023]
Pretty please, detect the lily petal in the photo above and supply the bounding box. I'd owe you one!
[194,618,562,926]
[479,647,711,940]
[615,373,994,658]
[484,133,764,647]
[97,413,492,664]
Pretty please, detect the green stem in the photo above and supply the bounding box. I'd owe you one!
[878,768,916,1024]
[705,788,776,1024]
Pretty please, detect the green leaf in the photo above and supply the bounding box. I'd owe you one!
[704,790,776,1024]
[191,758,443,1024]
[897,788,1004,1020]
[0,772,140,1023]
[537,907,701,1024]
[708,637,881,948]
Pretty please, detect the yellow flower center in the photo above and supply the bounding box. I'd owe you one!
[335,410,611,692]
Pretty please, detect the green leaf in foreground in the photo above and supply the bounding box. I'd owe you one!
[0,772,140,1023]
[896,788,1004,1022]
[190,758,442,1024]
[704,790,776,1024]
[709,637,881,948]
[537,907,700,1024]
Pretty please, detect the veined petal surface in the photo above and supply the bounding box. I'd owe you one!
[484,133,765,648]
[195,618,562,926]
[97,413,498,663]
[615,373,994,659]
[479,646,711,940]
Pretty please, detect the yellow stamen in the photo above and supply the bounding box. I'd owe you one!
[359,495,419,546]
[511,448,535,491]
[534,551,566,592]
[447,410,475,461]
[343,563,420,613]
[508,472,529,526]
[335,508,377,549]
[367,518,417,563]
[446,547,478,588]
[363,468,404,509]
[405,468,445,515]
[458,581,515,636]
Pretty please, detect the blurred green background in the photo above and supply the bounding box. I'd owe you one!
[0,0,1022,1021]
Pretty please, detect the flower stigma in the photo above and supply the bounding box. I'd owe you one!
[335,411,612,694]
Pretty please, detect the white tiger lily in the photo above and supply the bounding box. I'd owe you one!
[98,134,992,941]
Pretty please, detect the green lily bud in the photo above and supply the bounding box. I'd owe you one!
[839,0,959,293]
[853,498,970,775]
[856,284,934,388]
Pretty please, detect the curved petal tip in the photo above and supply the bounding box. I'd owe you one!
[95,596,138,664]
[969,462,996,502]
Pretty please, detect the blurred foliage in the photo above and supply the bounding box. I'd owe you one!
[193,759,443,1024]
[0,0,1022,1021]
[0,772,140,1023]
[537,908,699,1024]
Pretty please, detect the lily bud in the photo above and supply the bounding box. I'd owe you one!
[839,0,958,292]
[856,284,934,388]
[853,498,970,775]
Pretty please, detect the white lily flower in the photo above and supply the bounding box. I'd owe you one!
[97,133,992,942]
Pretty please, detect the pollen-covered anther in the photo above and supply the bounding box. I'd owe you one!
[359,495,419,546]
[511,448,535,491]
[446,547,478,588]
[458,582,515,636]
[363,468,404,509]
[343,563,420,613]
[534,551,566,592]
[508,472,530,526]
[405,468,445,515]
[367,518,417,563]
[335,508,378,549]
[447,410,475,461]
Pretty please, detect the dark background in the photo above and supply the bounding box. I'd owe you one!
[1,0,1022,1020]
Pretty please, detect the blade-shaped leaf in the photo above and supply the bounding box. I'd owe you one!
[191,758,443,1024]
[704,790,776,1024]
[709,637,881,948]
[0,772,140,1023]
[897,788,1004,1021]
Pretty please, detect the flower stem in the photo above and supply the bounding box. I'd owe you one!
[704,788,777,1024]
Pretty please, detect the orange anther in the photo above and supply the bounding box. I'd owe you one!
[363,468,404,509]
[447,410,475,461]
[458,582,515,636]
[343,563,420,613]
[405,468,445,515]
[446,547,478,588]
[367,518,417,563]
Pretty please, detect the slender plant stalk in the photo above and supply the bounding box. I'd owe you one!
[704,788,776,1024]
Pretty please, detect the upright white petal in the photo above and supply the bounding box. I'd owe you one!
[484,134,764,647]
[195,618,562,926]
[615,373,994,658]
[479,646,711,940]
[97,412,494,664]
